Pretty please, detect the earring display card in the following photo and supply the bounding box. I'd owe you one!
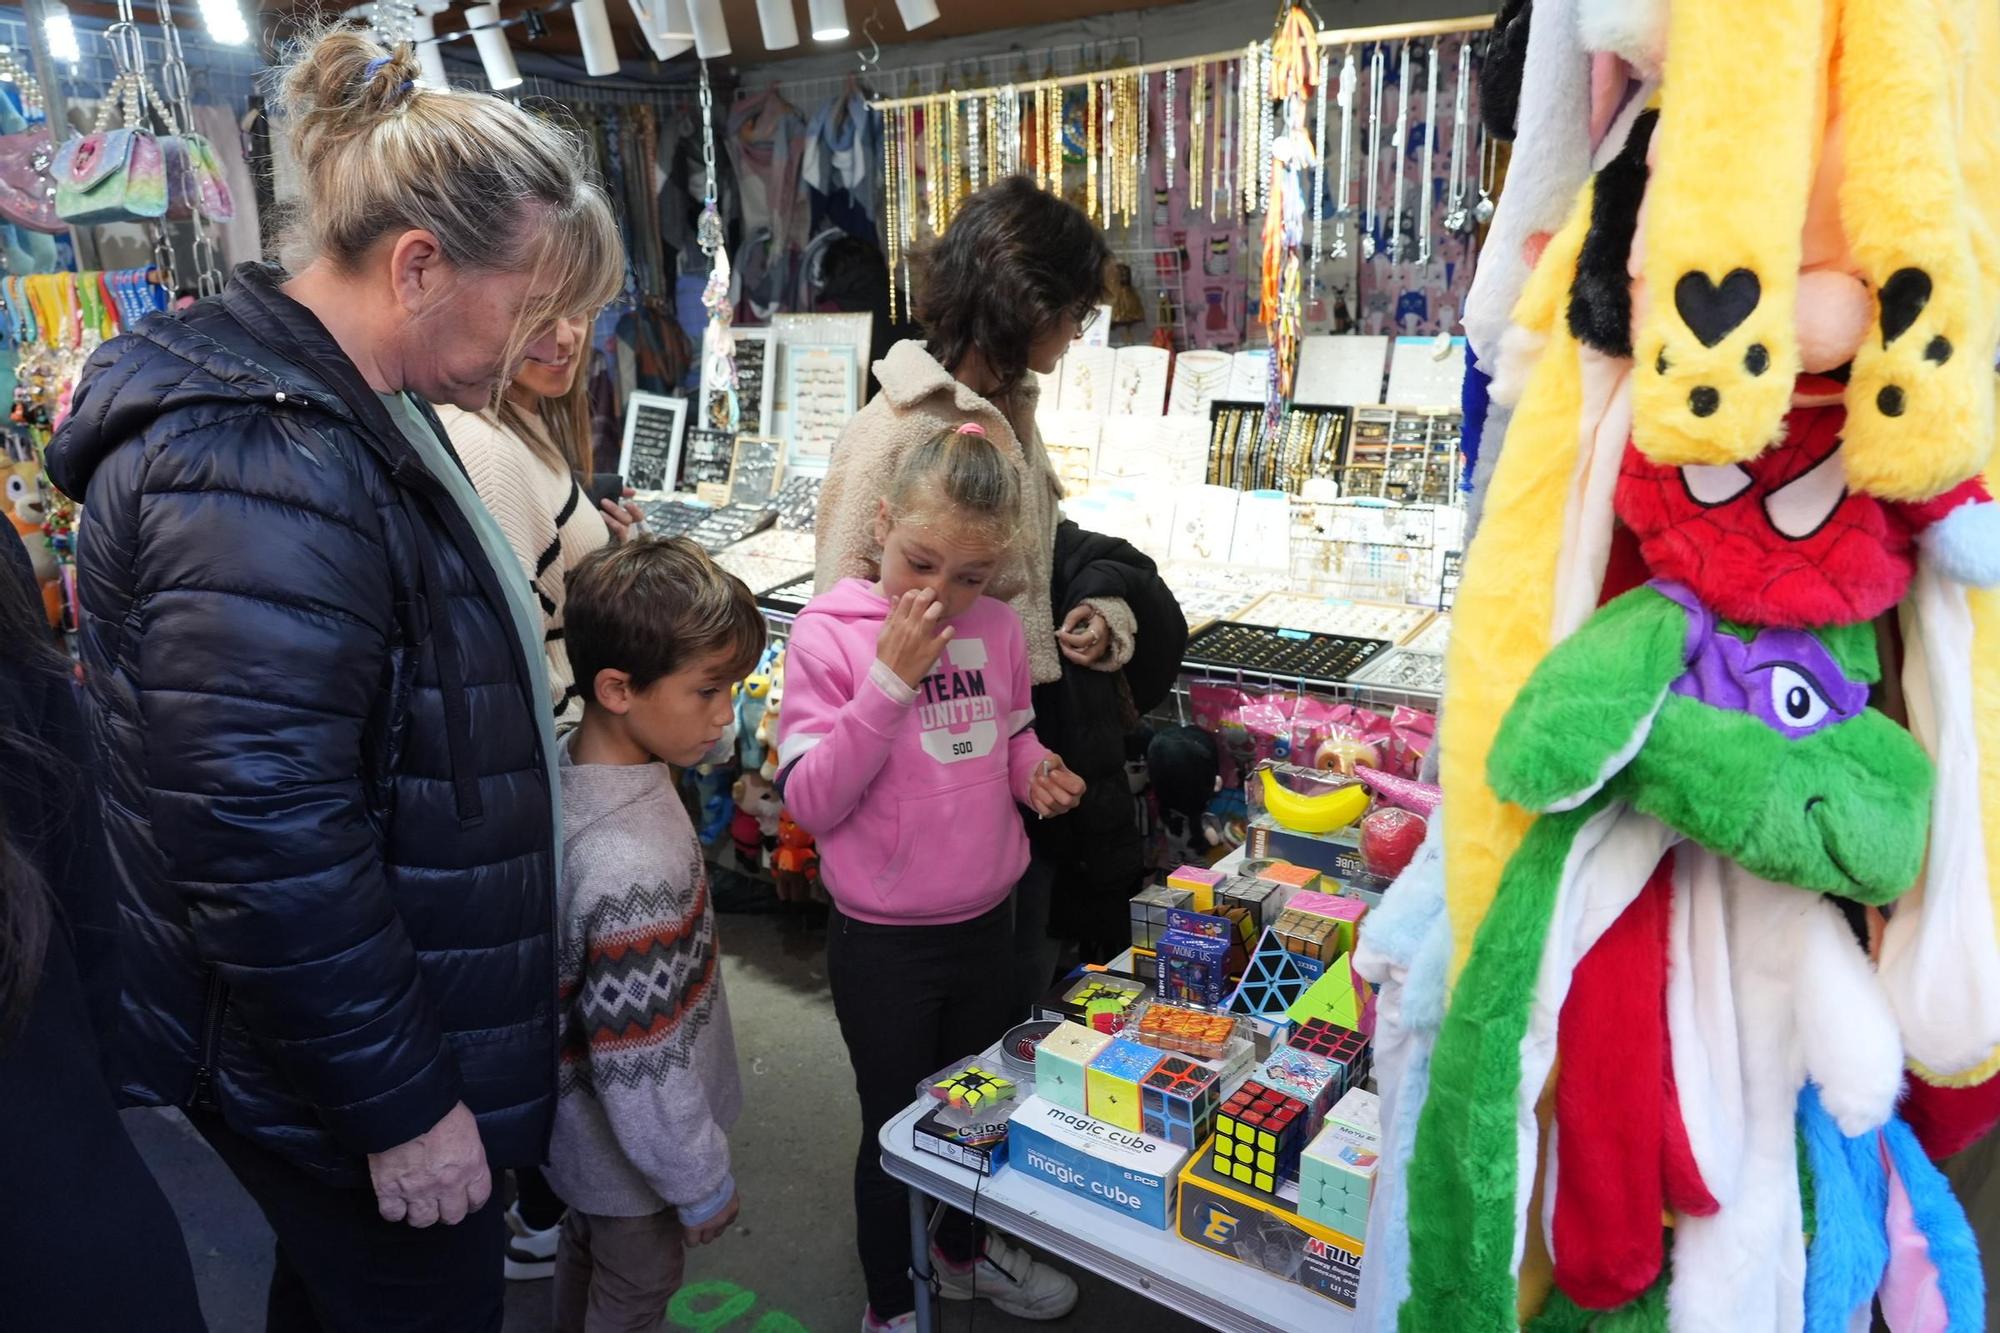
[774,474,822,531]
[1168,349,1234,418]
[782,346,858,476]
[1294,336,1391,407]
[1183,622,1392,687]
[1110,346,1172,417]
[727,434,784,508]
[688,503,776,553]
[617,392,690,494]
[1059,345,1116,417]
[637,496,711,540]
[1385,336,1470,409]
[682,427,735,502]
[1227,349,1272,402]
[1168,483,1242,564]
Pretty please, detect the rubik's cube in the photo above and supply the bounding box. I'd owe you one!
[1140,1056,1220,1149]
[1329,1085,1381,1139]
[1035,1022,1114,1114]
[1086,1038,1166,1133]
[1068,977,1144,1033]
[1298,1122,1380,1239]
[1216,874,1284,935]
[1168,863,1226,913]
[929,1064,1015,1111]
[1158,928,1232,1007]
[1259,1044,1343,1137]
[1290,1018,1372,1094]
[1256,861,1325,903]
[1274,906,1343,966]
[1135,1002,1241,1061]
[1287,890,1367,956]
[1211,1080,1309,1194]
[1129,883,1194,950]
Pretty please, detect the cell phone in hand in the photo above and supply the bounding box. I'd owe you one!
[585,473,626,506]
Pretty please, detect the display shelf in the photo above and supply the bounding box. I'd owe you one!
[880,1051,1351,1333]
[1183,622,1391,688]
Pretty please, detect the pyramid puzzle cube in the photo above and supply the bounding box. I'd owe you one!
[1159,928,1232,1007]
[1211,1079,1310,1194]
[1129,883,1194,950]
[1035,1022,1113,1114]
[1290,1018,1371,1094]
[1168,863,1226,912]
[1260,1044,1344,1137]
[1227,925,1324,1018]
[1216,874,1284,934]
[1140,1055,1221,1148]
[1298,1121,1380,1239]
[1274,905,1343,965]
[1286,954,1368,1032]
[1086,1037,1165,1133]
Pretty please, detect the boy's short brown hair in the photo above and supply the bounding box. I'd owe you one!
[566,536,766,701]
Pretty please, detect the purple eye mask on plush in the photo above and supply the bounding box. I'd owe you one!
[1653,581,1871,740]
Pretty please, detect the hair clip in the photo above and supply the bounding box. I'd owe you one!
[362,55,415,96]
[956,422,988,437]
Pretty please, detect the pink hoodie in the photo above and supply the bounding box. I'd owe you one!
[776,578,1045,925]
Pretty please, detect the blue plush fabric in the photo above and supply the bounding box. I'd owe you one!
[1355,818,1450,1333]
[1460,338,1492,495]
[1880,1114,1986,1330]
[1800,1084,1890,1332]
[1921,499,2000,589]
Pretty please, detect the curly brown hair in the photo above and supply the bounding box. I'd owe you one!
[911,176,1110,393]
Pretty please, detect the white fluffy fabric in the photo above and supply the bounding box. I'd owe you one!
[1668,847,1745,1205]
[1553,353,1636,641]
[1577,0,1669,78]
[1462,0,1594,370]
[1883,567,2000,1075]
[1794,890,1904,1135]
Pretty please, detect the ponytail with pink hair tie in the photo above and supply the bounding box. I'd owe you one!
[956,422,988,438]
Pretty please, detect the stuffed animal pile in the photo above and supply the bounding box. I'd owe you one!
[1361,2,2000,1329]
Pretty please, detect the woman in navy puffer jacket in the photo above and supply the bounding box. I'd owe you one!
[44,27,623,1332]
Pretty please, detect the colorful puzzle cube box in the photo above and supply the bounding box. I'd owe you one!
[927,1062,1016,1112]
[1087,1037,1165,1133]
[1289,1018,1371,1095]
[1216,873,1284,935]
[1132,1000,1244,1061]
[1036,971,1148,1031]
[1158,928,1232,1007]
[913,1099,1011,1176]
[1329,1086,1380,1140]
[1129,883,1194,950]
[1140,1055,1221,1149]
[1177,1148,1365,1308]
[1274,905,1343,966]
[1259,1043,1343,1138]
[1034,1021,1113,1115]
[1298,1121,1380,1240]
[1168,863,1226,913]
[1009,1095,1190,1229]
[1211,1078,1310,1195]
[1287,889,1367,956]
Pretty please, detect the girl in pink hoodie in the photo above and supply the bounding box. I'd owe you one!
[777,423,1085,1328]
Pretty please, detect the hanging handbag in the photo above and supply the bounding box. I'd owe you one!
[0,125,62,233]
[52,73,167,225]
[160,129,233,223]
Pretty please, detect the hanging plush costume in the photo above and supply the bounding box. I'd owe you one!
[1378,0,2000,1326]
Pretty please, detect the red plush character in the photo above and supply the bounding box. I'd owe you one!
[772,811,819,904]
[1615,397,2000,629]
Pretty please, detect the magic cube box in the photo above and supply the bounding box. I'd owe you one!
[1129,883,1194,950]
[1158,928,1232,1008]
[1329,1086,1381,1140]
[1259,1044,1343,1138]
[1216,874,1285,935]
[1211,1079,1310,1195]
[1035,1022,1113,1114]
[1168,863,1226,913]
[1256,861,1326,900]
[1286,889,1367,957]
[1298,1121,1380,1240]
[1036,971,1147,1031]
[1087,1037,1165,1133]
[1140,1055,1221,1149]
[1290,1018,1371,1094]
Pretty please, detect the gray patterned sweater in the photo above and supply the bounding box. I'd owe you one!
[544,739,742,1220]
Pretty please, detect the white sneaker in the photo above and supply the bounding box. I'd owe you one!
[861,1308,917,1332]
[503,1200,560,1281]
[931,1232,1080,1320]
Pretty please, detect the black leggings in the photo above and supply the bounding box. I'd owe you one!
[826,897,1015,1319]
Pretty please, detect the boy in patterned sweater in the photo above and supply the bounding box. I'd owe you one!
[545,538,765,1333]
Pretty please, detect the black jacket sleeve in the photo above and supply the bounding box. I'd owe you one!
[130,410,462,1153]
[1051,520,1189,715]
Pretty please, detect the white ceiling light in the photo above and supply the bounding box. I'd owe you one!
[624,0,693,59]
[894,0,938,30]
[656,0,695,38]
[572,0,620,75]
[197,0,249,46]
[807,0,847,42]
[688,0,729,58]
[42,2,80,63]
[754,0,798,50]
[411,13,449,87]
[464,3,522,90]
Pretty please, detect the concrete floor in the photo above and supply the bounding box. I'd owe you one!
[131,908,1209,1333]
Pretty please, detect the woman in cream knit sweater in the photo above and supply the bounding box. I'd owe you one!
[442,314,640,726]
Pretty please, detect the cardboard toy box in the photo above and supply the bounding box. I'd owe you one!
[1246,820,1390,897]
[1175,1146,1365,1308]
[1007,1095,1191,1230]
[913,1100,1011,1176]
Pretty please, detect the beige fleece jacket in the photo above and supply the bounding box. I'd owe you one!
[813,340,1134,686]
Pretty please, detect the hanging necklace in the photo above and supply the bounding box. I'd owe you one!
[1475,125,1497,225]
[1417,39,1438,266]
[1444,39,1472,232]
[1137,72,1149,221]
[1388,41,1410,264]
[1213,60,1228,221]
[1087,78,1100,222]
[1331,48,1355,259]
[1048,82,1063,198]
[1258,43,1275,215]
[1191,63,1206,211]
[1362,44,1383,258]
[1309,51,1329,296]
[1165,68,1177,191]
[885,111,900,320]
[1241,43,1258,216]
